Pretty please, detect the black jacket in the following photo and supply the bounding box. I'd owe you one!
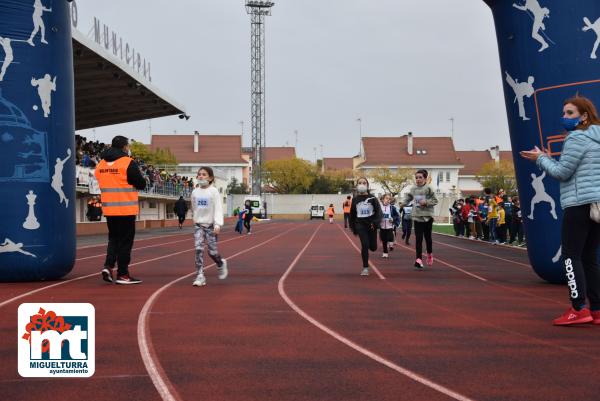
[174,197,188,216]
[349,193,382,234]
[99,147,146,190]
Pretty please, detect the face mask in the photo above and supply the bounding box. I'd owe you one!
[356,184,367,193]
[198,179,209,186]
[561,116,581,131]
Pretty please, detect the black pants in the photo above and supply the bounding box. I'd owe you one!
[414,219,433,260]
[344,213,350,228]
[244,217,252,233]
[104,215,136,276]
[177,214,185,225]
[496,224,507,243]
[561,204,600,310]
[356,223,377,267]
[401,219,412,243]
[510,220,524,243]
[380,229,394,253]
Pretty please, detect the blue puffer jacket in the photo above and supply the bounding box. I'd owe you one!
[536,124,600,208]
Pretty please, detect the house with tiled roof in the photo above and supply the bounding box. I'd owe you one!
[150,132,249,189]
[356,133,464,196]
[456,146,514,196]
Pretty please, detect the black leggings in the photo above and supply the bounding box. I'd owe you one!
[414,219,433,260]
[244,218,252,233]
[561,204,600,310]
[356,223,378,267]
[178,215,185,224]
[380,229,394,253]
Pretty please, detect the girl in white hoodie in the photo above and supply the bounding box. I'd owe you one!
[191,167,228,286]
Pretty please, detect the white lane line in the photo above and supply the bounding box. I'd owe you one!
[76,237,191,261]
[138,224,303,401]
[433,239,531,269]
[0,224,283,310]
[278,225,477,401]
[394,243,488,282]
[336,224,386,280]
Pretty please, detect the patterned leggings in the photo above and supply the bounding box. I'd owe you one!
[194,224,223,275]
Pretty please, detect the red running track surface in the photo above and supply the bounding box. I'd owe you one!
[0,220,599,401]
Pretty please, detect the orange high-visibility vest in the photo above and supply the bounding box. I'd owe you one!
[326,207,335,216]
[95,157,139,216]
[343,201,351,213]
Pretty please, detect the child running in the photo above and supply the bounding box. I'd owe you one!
[398,169,438,269]
[349,177,382,276]
[379,194,397,258]
[243,199,253,235]
[326,204,335,224]
[191,167,228,286]
[401,202,413,245]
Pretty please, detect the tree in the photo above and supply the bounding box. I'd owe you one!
[369,167,415,196]
[227,177,250,194]
[130,141,177,165]
[309,170,354,194]
[476,160,516,194]
[263,158,316,194]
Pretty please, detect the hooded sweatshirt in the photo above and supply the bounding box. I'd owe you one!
[191,185,224,228]
[537,125,600,208]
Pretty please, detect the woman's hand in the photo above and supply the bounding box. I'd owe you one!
[519,146,545,162]
[419,199,427,206]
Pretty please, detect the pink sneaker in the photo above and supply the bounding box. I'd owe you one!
[426,253,433,266]
[414,258,424,269]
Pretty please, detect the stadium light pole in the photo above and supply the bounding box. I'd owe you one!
[246,0,275,196]
[356,117,362,156]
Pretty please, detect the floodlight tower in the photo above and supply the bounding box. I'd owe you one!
[246,0,274,195]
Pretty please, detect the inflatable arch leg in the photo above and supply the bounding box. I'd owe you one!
[0,0,75,281]
[485,0,600,283]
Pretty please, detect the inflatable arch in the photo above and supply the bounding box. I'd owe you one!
[1,0,599,282]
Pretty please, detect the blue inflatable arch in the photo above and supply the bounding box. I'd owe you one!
[0,0,597,282]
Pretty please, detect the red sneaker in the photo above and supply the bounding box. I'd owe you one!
[591,311,600,325]
[426,253,434,266]
[553,307,593,326]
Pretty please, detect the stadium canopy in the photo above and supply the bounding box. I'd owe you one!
[72,29,187,130]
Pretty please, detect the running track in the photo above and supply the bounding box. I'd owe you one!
[1,220,599,401]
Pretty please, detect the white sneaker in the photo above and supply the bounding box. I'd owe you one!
[218,259,228,280]
[388,242,394,251]
[192,275,206,286]
[382,253,389,258]
[360,268,369,276]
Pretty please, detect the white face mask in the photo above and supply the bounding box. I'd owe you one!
[356,184,368,193]
[197,179,209,187]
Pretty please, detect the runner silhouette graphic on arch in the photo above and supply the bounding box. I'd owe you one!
[583,16,600,60]
[513,0,551,52]
[528,171,557,220]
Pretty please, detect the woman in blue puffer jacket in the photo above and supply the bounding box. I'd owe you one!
[521,96,600,326]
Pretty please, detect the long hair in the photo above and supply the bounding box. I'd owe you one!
[564,96,600,130]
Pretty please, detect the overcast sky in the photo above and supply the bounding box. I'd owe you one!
[76,0,511,161]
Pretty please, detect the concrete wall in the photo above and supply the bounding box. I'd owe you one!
[227,193,457,222]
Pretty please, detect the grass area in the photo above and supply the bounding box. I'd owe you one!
[432,224,455,235]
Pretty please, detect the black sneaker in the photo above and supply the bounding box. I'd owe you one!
[101,267,114,283]
[115,274,142,285]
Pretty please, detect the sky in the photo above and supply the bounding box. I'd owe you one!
[76,0,511,162]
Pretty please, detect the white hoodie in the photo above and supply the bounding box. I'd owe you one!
[191,185,224,228]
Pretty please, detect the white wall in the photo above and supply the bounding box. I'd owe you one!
[458,176,483,193]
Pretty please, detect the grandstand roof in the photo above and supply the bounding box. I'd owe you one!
[359,135,462,167]
[150,134,247,164]
[72,30,186,130]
